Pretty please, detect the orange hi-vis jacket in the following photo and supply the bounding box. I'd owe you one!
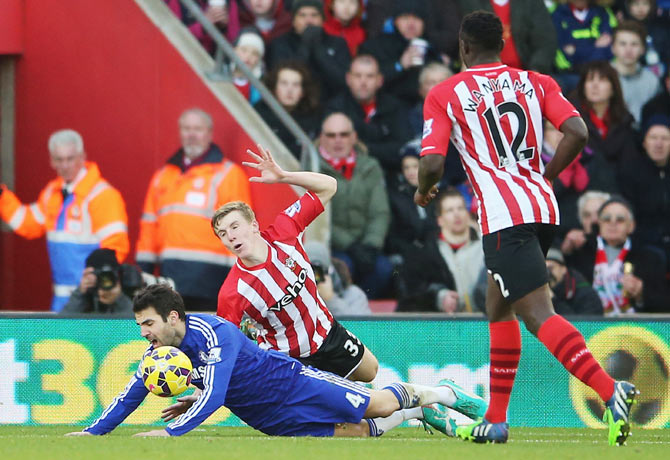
[136,145,251,304]
[0,162,129,311]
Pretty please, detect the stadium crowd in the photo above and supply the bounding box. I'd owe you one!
[2,0,670,316]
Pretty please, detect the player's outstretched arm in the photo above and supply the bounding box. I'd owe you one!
[415,154,444,207]
[243,144,337,206]
[544,116,588,182]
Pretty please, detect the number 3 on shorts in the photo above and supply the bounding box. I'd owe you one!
[343,339,359,357]
[345,391,366,408]
[489,270,510,298]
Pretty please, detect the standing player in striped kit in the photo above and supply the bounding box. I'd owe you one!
[213,144,380,382]
[416,11,638,445]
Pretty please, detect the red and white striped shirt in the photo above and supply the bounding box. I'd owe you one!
[421,63,580,235]
[217,192,333,358]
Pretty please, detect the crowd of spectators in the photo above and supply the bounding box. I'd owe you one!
[2,0,670,317]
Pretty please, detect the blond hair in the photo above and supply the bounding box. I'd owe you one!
[211,201,256,235]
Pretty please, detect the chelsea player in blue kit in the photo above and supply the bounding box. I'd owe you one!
[66,284,487,438]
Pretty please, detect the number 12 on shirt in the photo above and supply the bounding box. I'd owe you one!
[482,101,535,168]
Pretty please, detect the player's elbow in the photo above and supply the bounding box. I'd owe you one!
[561,117,589,148]
[318,175,338,203]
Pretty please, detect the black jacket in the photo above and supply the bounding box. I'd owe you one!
[385,178,437,257]
[326,91,412,172]
[266,28,351,99]
[255,101,321,160]
[620,150,670,269]
[566,234,670,313]
[577,105,638,194]
[551,268,603,316]
[396,236,456,312]
[359,32,442,105]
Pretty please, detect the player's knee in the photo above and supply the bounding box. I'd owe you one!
[358,356,379,383]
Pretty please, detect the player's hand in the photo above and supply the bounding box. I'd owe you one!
[65,431,93,436]
[161,394,199,422]
[414,185,439,207]
[79,267,97,292]
[133,429,170,437]
[243,144,286,184]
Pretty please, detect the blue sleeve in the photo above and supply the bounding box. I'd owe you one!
[84,375,149,435]
[165,325,243,436]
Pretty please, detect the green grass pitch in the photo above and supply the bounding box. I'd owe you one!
[2,426,669,460]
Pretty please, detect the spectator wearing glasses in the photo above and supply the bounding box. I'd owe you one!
[316,112,392,299]
[565,196,670,314]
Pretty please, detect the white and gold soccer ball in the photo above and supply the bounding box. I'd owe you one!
[141,346,193,397]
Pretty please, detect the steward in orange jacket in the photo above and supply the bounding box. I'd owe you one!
[1,132,129,311]
[136,143,252,310]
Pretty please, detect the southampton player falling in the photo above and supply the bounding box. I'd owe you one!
[213,145,379,382]
[415,11,638,445]
[66,284,487,438]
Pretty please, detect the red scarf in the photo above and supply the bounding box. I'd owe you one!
[360,100,377,123]
[320,146,356,180]
[593,236,633,316]
[589,108,610,139]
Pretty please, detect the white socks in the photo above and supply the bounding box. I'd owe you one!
[367,408,425,437]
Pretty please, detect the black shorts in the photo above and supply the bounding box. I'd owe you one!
[297,319,365,378]
[482,223,557,302]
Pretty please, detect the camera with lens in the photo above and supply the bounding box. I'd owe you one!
[94,264,119,291]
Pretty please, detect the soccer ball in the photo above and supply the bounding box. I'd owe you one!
[141,346,193,397]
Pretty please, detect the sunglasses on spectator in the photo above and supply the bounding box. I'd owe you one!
[599,214,628,223]
[323,131,352,138]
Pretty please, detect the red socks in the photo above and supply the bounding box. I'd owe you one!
[538,315,614,402]
[484,320,521,424]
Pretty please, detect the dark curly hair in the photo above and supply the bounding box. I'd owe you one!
[460,10,503,53]
[133,284,186,321]
[576,60,629,126]
[264,60,320,114]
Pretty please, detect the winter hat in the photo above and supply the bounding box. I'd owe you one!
[85,248,119,270]
[235,29,265,57]
[546,248,565,265]
[643,113,670,137]
[291,0,324,17]
[597,195,635,220]
[393,0,428,21]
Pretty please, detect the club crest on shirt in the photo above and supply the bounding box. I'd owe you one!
[198,350,208,362]
[422,118,433,139]
[285,257,296,269]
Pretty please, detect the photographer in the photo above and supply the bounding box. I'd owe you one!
[305,241,370,316]
[61,249,133,316]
